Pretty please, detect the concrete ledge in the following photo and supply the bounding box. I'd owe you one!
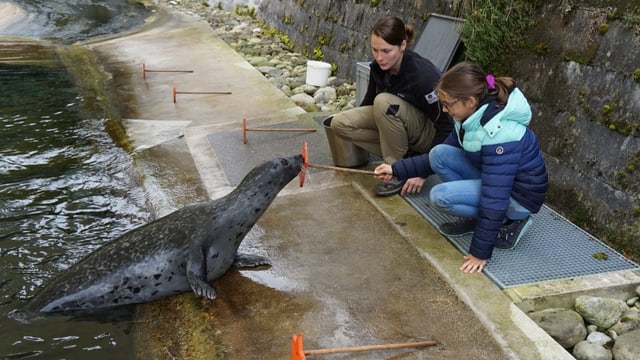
[505,270,640,313]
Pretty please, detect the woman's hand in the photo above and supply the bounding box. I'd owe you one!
[373,164,393,182]
[460,254,487,274]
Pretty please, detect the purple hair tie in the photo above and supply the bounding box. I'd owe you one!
[486,74,496,90]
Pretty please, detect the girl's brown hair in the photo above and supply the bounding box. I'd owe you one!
[370,16,416,47]
[437,62,515,106]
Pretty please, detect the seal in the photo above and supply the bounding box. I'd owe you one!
[27,154,303,314]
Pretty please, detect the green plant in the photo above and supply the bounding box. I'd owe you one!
[598,23,609,34]
[534,42,550,55]
[633,68,640,83]
[318,33,327,46]
[621,7,640,35]
[456,0,535,71]
[371,0,379,7]
[312,46,323,60]
[568,115,575,125]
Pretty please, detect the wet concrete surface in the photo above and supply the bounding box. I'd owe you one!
[135,183,505,359]
[83,4,571,360]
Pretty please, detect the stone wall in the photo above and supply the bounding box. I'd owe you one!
[256,0,452,79]
[250,0,640,256]
[510,3,640,254]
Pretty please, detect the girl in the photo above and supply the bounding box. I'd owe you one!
[374,62,548,273]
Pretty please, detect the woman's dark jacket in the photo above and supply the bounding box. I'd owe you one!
[362,50,452,159]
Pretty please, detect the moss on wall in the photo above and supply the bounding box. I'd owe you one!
[57,45,133,152]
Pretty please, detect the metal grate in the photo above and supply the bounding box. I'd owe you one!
[402,176,640,288]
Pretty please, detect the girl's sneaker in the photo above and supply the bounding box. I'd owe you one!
[495,216,532,249]
[438,218,477,236]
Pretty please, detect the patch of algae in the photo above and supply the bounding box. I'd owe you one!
[57,44,133,152]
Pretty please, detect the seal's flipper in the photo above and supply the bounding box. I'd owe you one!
[233,253,271,268]
[186,270,217,299]
[186,249,217,299]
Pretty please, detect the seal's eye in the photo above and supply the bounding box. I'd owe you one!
[282,159,290,166]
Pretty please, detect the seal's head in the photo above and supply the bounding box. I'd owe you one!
[239,154,303,192]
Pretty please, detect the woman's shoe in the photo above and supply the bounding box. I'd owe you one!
[373,177,405,196]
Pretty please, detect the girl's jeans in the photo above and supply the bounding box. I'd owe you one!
[428,144,530,221]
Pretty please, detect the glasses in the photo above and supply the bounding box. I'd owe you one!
[440,99,459,111]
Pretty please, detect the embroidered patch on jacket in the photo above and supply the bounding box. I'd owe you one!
[496,146,504,155]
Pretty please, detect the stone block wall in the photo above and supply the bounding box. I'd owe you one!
[257,0,452,79]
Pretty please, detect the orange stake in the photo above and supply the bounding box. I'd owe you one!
[242,119,316,144]
[172,87,232,103]
[142,63,194,80]
[291,334,437,359]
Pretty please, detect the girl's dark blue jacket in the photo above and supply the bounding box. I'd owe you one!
[391,88,548,259]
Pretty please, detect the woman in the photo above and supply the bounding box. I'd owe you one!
[330,15,452,196]
[374,62,548,273]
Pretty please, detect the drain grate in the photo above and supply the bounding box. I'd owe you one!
[401,176,640,289]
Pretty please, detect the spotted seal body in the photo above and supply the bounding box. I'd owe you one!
[28,155,303,314]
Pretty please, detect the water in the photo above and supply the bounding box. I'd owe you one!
[1,1,153,358]
[0,0,150,44]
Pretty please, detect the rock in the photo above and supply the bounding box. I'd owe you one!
[608,308,640,335]
[572,341,612,360]
[575,296,628,330]
[586,331,612,346]
[626,296,638,307]
[290,93,315,107]
[313,87,337,104]
[612,328,640,360]
[292,84,319,95]
[289,93,318,112]
[587,324,599,334]
[528,308,587,348]
[247,56,270,66]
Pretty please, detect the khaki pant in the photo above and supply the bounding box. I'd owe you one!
[330,93,436,164]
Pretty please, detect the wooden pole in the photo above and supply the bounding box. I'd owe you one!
[304,340,438,355]
[173,87,232,103]
[306,163,375,175]
[242,118,316,144]
[142,63,193,80]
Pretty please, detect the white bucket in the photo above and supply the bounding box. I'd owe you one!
[305,60,331,86]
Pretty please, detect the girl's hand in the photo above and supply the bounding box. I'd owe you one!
[401,177,426,195]
[460,255,487,274]
[373,164,393,182]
